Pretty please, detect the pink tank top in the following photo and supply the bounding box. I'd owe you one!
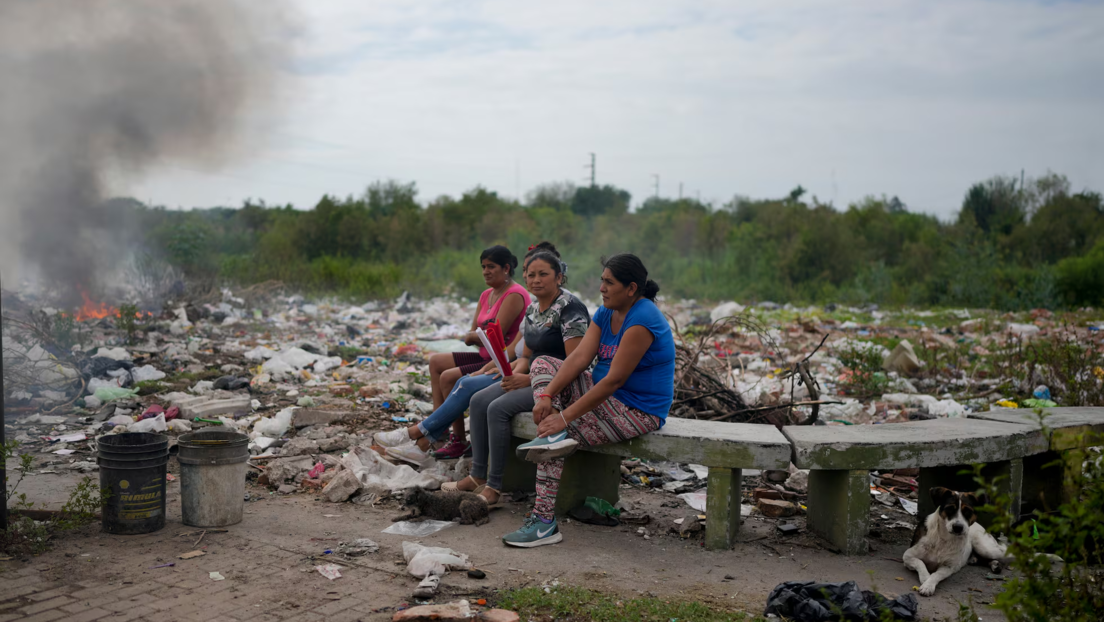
[475,283,530,359]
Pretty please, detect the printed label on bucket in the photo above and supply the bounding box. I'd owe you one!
[117,477,163,520]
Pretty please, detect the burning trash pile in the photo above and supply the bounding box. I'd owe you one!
[3,287,1101,506]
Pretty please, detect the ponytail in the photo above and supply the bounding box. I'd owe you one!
[601,253,660,302]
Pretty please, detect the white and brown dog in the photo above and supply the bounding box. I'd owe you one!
[902,487,1009,596]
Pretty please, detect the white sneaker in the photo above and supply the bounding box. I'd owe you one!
[374,427,413,448]
[386,444,432,468]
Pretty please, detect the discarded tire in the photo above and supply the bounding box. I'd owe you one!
[178,430,250,527]
[97,432,169,535]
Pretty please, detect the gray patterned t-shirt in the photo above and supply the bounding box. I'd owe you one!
[523,291,590,361]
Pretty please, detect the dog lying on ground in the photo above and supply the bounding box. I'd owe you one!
[903,486,1061,596]
[392,487,490,526]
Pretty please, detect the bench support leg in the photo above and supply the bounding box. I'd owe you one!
[501,438,622,515]
[705,467,742,550]
[553,450,621,515]
[918,459,1022,528]
[500,436,537,494]
[807,469,868,555]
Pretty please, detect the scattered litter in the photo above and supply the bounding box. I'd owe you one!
[315,564,343,580]
[339,538,379,556]
[383,520,456,537]
[150,563,175,569]
[899,497,918,516]
[764,580,918,621]
[403,541,471,578]
[677,492,707,512]
[208,572,225,581]
[179,550,205,560]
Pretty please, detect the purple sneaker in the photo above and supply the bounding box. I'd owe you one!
[431,434,470,460]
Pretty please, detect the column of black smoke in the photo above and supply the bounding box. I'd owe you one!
[0,0,290,304]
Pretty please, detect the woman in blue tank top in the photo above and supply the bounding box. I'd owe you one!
[502,253,676,548]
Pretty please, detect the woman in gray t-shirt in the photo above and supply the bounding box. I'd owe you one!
[443,250,588,505]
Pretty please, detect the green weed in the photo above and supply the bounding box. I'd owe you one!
[495,585,760,622]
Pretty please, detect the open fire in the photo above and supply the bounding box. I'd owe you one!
[72,289,151,321]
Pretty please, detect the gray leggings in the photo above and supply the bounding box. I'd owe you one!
[468,381,535,491]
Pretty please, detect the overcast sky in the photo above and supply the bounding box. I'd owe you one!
[130,0,1104,220]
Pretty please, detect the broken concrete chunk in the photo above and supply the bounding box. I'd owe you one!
[263,456,314,485]
[293,409,352,428]
[322,470,362,503]
[392,600,472,622]
[757,499,797,518]
[281,438,320,456]
[277,484,297,494]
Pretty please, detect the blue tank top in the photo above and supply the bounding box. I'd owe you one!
[591,299,676,422]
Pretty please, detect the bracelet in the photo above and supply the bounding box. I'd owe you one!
[538,393,553,400]
[559,411,570,429]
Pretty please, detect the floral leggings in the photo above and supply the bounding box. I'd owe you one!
[529,356,662,520]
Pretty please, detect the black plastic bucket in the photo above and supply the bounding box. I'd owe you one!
[97,432,169,535]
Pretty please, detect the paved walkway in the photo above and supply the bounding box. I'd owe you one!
[0,526,406,622]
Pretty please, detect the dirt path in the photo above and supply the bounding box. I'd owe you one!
[2,465,1009,621]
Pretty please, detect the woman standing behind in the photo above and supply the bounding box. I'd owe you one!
[503,253,675,547]
[446,246,589,505]
[424,245,529,459]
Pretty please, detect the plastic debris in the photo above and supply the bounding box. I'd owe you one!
[764,580,918,621]
[677,492,707,512]
[383,520,456,538]
[208,571,225,581]
[315,564,342,580]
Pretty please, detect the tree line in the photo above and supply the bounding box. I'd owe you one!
[133,171,1104,309]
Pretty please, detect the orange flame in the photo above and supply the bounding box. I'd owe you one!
[75,289,117,321]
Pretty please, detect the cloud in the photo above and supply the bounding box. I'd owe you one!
[132,0,1104,218]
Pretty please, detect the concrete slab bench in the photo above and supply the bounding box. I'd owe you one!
[506,415,791,550]
[782,418,1050,555]
[970,407,1104,511]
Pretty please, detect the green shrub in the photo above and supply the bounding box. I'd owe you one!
[967,417,1104,621]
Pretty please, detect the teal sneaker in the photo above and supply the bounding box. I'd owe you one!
[503,514,562,548]
[515,430,579,463]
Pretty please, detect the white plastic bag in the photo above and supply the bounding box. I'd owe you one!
[382,520,455,538]
[401,541,470,577]
[130,414,167,433]
[253,407,295,438]
[168,419,193,433]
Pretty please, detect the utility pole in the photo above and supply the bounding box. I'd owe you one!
[652,174,659,198]
[584,153,596,187]
[678,182,683,200]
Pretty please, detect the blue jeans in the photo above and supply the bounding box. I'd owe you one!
[416,373,500,442]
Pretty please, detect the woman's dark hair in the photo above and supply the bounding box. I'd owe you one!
[524,250,568,286]
[480,245,518,276]
[525,241,559,260]
[601,253,660,301]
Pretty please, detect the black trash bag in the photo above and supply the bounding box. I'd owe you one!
[79,356,133,380]
[764,580,918,621]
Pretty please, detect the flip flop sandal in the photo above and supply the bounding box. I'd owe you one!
[479,486,502,508]
[441,476,481,492]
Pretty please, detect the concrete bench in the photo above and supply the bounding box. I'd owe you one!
[782,418,1050,555]
[970,407,1104,511]
[506,415,791,550]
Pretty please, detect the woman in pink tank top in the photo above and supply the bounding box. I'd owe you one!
[426,245,530,457]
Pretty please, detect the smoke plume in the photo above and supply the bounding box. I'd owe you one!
[0,0,290,303]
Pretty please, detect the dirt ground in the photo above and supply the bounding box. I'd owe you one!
[2,461,1011,622]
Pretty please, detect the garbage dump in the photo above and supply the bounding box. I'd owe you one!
[2,287,1100,554]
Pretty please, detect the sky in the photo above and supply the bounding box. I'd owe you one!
[130,0,1104,220]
